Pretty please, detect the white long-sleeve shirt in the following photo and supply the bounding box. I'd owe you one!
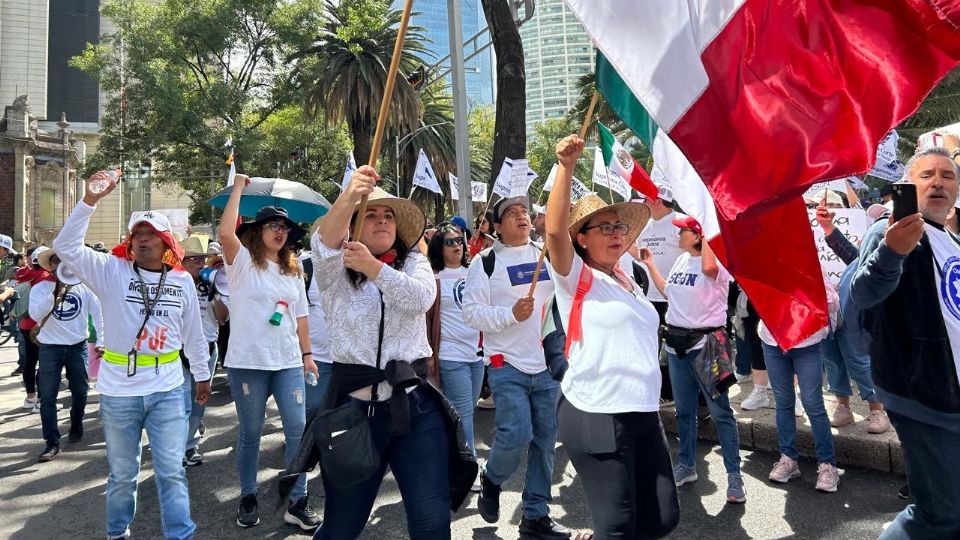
[53,201,210,396]
[462,242,554,374]
[28,280,103,346]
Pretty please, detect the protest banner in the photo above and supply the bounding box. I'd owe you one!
[807,208,869,285]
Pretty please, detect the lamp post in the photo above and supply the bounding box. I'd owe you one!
[394,121,453,196]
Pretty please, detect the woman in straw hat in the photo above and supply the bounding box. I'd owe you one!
[305,164,475,539]
[547,135,678,540]
[219,174,320,531]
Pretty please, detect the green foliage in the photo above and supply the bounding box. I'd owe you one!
[525,118,591,203]
[897,67,960,159]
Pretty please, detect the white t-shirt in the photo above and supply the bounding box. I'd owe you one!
[300,253,331,364]
[636,211,684,303]
[224,246,309,370]
[926,223,960,385]
[436,267,481,362]
[552,254,661,413]
[28,281,103,346]
[195,280,219,343]
[52,202,210,397]
[664,252,731,352]
[462,242,554,374]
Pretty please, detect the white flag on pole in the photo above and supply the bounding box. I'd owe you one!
[868,130,904,182]
[492,157,538,198]
[339,151,357,191]
[543,163,590,200]
[471,181,487,202]
[591,146,631,201]
[449,172,460,199]
[412,149,442,194]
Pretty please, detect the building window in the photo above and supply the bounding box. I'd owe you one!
[39,188,56,228]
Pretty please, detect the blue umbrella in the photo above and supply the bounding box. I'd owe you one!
[207,177,331,223]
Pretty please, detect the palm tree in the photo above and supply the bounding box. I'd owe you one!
[288,0,427,166]
[896,67,960,159]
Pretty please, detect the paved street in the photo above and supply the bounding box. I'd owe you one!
[0,343,906,540]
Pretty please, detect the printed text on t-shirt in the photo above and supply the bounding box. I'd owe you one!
[668,272,698,286]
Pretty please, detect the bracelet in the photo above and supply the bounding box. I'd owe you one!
[302,352,313,358]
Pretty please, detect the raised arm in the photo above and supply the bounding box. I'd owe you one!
[639,248,668,299]
[53,171,119,295]
[318,165,379,249]
[218,174,250,265]
[545,135,585,277]
[701,239,720,280]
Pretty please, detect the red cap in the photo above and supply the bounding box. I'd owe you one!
[671,214,703,236]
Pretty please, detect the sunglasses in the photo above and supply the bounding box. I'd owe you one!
[183,255,206,264]
[443,237,464,247]
[266,222,291,233]
[582,222,630,236]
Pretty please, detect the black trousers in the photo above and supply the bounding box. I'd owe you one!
[558,397,679,539]
[653,302,672,400]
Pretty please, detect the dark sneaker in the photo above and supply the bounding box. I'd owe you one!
[897,484,910,500]
[477,470,501,523]
[198,419,205,436]
[519,516,572,539]
[39,443,60,462]
[236,494,260,528]
[183,448,203,467]
[284,496,321,530]
[11,367,23,377]
[68,430,83,443]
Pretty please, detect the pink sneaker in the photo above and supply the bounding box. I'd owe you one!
[815,463,840,492]
[769,455,800,483]
[867,410,891,434]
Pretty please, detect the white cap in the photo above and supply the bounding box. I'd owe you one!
[0,234,13,251]
[31,246,49,265]
[531,204,546,215]
[127,210,172,233]
[637,182,674,203]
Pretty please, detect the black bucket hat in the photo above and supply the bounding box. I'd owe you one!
[236,206,306,246]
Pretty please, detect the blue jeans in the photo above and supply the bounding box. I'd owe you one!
[439,359,484,456]
[667,350,742,474]
[181,343,218,451]
[38,342,88,445]
[878,411,960,539]
[762,343,835,464]
[304,361,333,422]
[314,387,451,540]
[485,363,560,520]
[227,367,307,501]
[100,386,194,540]
[822,329,878,403]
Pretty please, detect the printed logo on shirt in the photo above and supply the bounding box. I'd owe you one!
[506,262,551,287]
[453,278,466,309]
[125,280,185,318]
[939,256,960,320]
[52,291,82,322]
[667,272,698,287]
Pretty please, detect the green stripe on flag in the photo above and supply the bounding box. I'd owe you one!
[597,123,617,166]
[596,52,658,149]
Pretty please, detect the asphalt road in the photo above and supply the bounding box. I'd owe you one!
[0,345,906,539]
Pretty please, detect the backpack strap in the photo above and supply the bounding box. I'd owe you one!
[563,264,594,358]
[481,248,496,278]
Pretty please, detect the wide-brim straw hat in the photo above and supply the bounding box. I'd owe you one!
[346,188,426,250]
[37,248,58,272]
[179,236,206,258]
[568,194,650,248]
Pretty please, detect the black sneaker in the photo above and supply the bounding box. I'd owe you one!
[39,443,60,462]
[284,496,321,530]
[897,484,910,500]
[519,516,572,539]
[183,448,203,467]
[68,430,83,443]
[236,494,260,528]
[10,367,23,377]
[477,470,501,523]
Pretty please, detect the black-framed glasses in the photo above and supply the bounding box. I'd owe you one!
[582,222,630,236]
[183,255,206,264]
[442,237,464,247]
[266,222,291,233]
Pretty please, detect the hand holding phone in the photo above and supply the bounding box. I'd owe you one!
[892,183,918,222]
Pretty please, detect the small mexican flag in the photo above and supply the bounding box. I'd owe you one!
[596,123,658,200]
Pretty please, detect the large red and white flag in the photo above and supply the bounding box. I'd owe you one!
[569,0,960,349]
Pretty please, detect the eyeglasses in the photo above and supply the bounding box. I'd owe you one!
[266,222,291,233]
[442,237,464,247]
[183,255,206,264]
[581,222,630,236]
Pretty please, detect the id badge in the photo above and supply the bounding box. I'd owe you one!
[127,349,137,377]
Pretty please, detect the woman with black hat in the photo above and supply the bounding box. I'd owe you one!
[307,164,475,539]
[547,135,678,539]
[219,175,320,531]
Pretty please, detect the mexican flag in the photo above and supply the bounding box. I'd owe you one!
[596,123,657,200]
[571,1,960,350]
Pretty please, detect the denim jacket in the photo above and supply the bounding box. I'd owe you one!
[850,220,960,428]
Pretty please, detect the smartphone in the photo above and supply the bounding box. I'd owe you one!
[892,183,918,222]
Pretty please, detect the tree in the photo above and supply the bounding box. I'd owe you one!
[481,0,527,184]
[70,0,323,182]
[525,118,593,204]
[289,0,426,167]
[896,67,960,159]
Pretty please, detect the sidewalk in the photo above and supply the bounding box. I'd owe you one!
[661,381,905,474]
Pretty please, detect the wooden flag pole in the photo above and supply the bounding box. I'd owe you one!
[527,91,600,298]
[352,0,414,242]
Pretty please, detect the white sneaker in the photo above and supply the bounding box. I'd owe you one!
[735,372,752,384]
[30,402,40,414]
[22,398,37,410]
[815,463,840,492]
[741,387,769,411]
[477,396,495,410]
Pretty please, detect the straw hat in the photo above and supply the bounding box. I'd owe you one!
[350,188,426,250]
[179,236,206,257]
[37,248,58,272]
[568,194,650,248]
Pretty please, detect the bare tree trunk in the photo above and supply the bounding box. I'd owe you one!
[350,116,373,170]
[481,0,526,186]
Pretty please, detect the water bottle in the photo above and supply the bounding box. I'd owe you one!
[306,371,318,387]
[89,169,118,194]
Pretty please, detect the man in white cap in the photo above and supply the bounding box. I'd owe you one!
[30,248,103,461]
[53,171,211,540]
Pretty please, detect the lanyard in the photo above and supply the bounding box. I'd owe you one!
[133,263,169,334]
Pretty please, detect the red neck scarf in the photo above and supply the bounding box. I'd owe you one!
[377,250,397,265]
